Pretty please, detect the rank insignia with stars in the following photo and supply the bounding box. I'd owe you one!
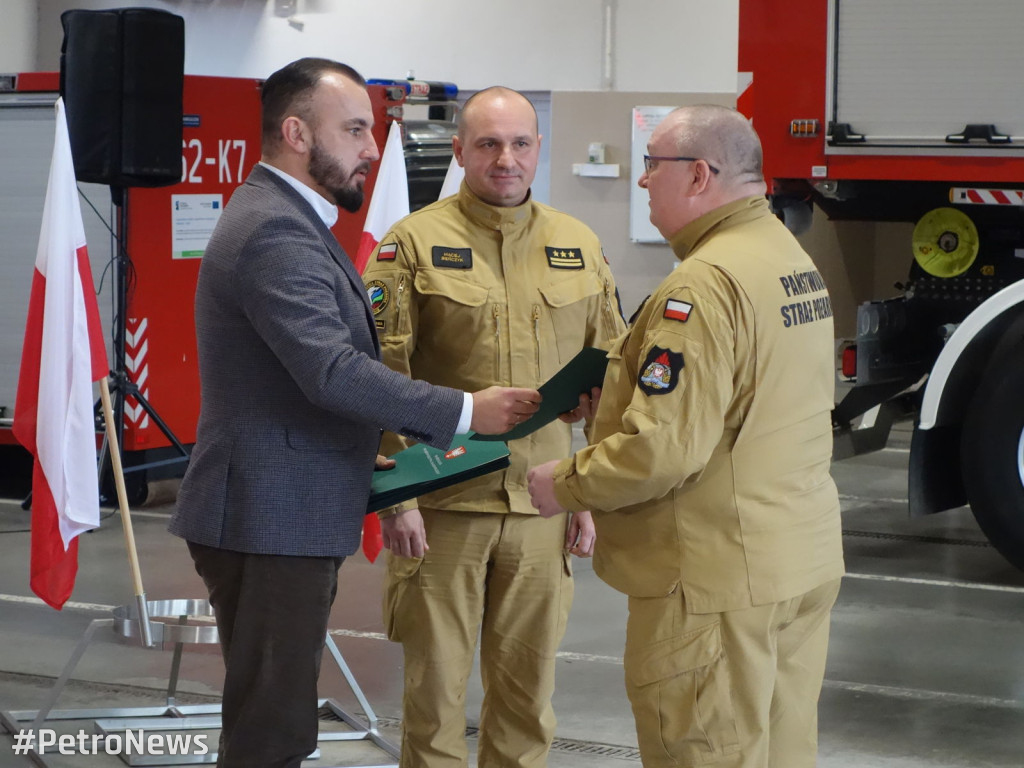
[638,346,684,396]
[545,247,584,270]
[366,280,389,315]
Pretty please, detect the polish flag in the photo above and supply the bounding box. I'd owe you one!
[356,120,410,562]
[13,98,108,609]
[353,120,409,275]
[438,154,465,200]
[664,299,693,322]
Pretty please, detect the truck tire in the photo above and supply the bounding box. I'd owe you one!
[961,336,1024,570]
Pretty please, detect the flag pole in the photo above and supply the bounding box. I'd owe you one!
[98,375,154,647]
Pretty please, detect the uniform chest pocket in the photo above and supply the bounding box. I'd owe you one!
[539,272,603,363]
[414,270,490,307]
[413,271,497,381]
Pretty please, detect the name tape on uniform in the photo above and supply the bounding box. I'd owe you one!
[432,246,472,269]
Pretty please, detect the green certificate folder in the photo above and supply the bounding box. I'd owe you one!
[368,438,511,512]
[471,346,610,442]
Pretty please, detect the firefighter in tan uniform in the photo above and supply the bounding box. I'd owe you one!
[529,105,845,768]
[363,87,625,768]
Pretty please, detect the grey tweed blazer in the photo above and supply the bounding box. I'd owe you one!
[169,165,463,557]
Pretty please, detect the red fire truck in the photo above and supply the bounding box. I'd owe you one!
[738,0,1024,568]
[0,73,455,504]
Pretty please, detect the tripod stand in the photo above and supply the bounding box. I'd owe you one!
[96,186,190,507]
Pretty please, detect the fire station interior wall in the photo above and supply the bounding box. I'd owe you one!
[2,0,37,73]
[32,0,738,94]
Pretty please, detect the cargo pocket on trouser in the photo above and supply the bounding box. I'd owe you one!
[382,552,423,642]
[624,620,740,766]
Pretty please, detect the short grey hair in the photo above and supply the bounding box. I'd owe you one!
[669,105,762,182]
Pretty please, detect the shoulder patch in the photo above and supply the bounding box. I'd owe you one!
[432,245,473,269]
[638,346,684,396]
[366,279,389,315]
[377,242,398,261]
[663,299,693,323]
[545,247,584,270]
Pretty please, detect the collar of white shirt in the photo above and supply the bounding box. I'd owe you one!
[258,161,339,228]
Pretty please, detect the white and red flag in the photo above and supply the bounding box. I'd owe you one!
[352,120,409,275]
[13,97,108,609]
[438,153,465,200]
[355,120,410,562]
[664,299,693,323]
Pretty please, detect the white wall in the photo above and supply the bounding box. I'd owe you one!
[35,0,738,91]
[1,0,37,73]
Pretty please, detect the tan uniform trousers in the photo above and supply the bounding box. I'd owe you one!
[623,579,841,768]
[384,508,574,768]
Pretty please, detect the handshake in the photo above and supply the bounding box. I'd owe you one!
[471,385,601,518]
[469,386,542,434]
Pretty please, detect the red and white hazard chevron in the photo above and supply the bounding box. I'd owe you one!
[951,187,1024,206]
[124,317,150,430]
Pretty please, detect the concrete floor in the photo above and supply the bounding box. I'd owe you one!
[1,421,1024,767]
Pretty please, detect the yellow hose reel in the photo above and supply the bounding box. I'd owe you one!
[912,207,979,278]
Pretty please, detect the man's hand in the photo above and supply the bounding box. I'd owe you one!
[471,386,542,434]
[558,387,602,424]
[374,454,396,471]
[381,508,428,558]
[527,459,566,518]
[566,510,595,557]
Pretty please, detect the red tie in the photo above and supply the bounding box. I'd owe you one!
[362,513,384,563]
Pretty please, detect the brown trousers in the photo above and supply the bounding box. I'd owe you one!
[187,541,344,768]
[624,579,841,768]
[384,509,574,768]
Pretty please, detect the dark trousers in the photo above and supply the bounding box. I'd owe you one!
[187,541,345,768]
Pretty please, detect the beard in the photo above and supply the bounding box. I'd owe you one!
[308,139,368,212]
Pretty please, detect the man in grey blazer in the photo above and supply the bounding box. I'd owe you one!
[169,58,539,768]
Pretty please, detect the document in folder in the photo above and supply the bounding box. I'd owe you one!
[368,438,511,512]
[471,346,610,442]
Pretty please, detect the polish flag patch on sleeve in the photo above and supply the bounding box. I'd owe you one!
[377,242,398,261]
[664,299,693,322]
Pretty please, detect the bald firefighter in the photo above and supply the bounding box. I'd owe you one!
[528,105,844,768]
[363,87,625,767]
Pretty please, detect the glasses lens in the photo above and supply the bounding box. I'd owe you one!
[644,156,654,174]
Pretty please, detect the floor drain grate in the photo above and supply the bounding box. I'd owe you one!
[549,737,641,760]
[345,714,641,761]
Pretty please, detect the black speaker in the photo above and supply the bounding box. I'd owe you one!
[60,8,184,188]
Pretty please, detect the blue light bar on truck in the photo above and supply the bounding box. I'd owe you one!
[367,79,458,100]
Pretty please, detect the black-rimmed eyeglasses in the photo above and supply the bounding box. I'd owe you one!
[643,155,720,175]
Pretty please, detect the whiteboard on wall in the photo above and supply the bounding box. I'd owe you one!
[629,106,675,243]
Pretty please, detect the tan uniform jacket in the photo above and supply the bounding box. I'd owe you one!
[364,182,625,514]
[553,196,844,612]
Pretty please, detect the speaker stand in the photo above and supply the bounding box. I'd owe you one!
[98,187,189,506]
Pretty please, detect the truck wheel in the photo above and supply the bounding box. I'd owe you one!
[961,338,1024,570]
